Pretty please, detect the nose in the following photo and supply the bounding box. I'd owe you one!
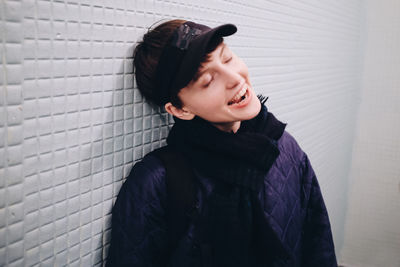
[222,66,243,90]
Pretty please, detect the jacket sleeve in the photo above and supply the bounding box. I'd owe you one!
[300,154,338,267]
[106,156,169,267]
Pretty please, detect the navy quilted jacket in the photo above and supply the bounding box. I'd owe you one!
[107,129,337,266]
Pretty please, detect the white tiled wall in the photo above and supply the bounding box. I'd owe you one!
[340,0,400,266]
[1,0,364,266]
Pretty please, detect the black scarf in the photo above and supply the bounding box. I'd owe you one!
[167,99,290,266]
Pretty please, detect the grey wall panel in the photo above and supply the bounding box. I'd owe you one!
[340,0,400,266]
[0,0,364,266]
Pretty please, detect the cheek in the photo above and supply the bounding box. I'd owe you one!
[196,93,228,116]
[235,58,250,78]
[179,89,221,113]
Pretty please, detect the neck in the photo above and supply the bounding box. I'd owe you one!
[212,121,241,133]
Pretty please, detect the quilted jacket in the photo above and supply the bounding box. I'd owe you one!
[106,127,337,266]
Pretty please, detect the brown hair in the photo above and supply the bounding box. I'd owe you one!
[133,19,223,108]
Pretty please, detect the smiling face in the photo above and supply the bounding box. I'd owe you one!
[165,42,261,132]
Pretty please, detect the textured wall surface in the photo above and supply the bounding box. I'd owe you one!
[340,0,400,266]
[0,0,363,266]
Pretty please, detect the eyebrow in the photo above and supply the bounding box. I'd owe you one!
[192,43,227,83]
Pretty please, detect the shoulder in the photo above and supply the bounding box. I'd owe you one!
[276,131,316,187]
[128,152,166,186]
[276,131,306,165]
[117,152,167,207]
[264,131,306,188]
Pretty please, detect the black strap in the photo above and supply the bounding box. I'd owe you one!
[151,146,197,251]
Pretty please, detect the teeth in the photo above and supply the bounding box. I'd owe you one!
[231,86,247,102]
[236,88,246,100]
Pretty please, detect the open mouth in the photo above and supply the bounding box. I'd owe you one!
[228,86,249,106]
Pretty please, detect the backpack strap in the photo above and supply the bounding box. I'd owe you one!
[151,146,197,250]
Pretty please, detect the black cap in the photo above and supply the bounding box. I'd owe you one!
[154,21,237,105]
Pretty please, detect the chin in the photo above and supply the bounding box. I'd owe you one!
[242,95,262,120]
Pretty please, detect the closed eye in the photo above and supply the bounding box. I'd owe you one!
[224,56,233,63]
[199,73,213,88]
[203,77,213,88]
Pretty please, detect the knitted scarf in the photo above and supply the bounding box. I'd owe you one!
[167,98,290,266]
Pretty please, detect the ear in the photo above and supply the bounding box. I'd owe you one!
[164,102,195,120]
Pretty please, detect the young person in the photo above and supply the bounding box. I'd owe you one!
[106,19,337,267]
